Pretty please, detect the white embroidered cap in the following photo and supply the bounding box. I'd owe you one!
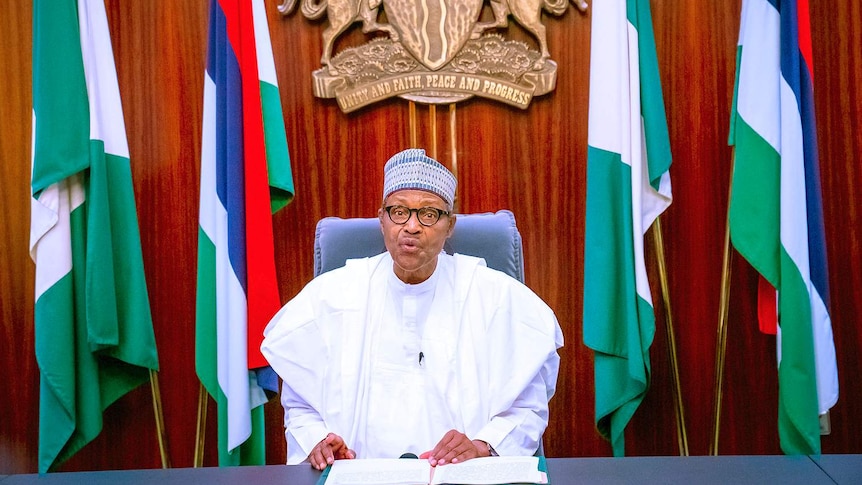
[382,148,457,209]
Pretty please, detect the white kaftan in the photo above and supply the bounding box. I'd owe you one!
[261,252,563,464]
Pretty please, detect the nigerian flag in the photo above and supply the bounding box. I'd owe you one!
[31,0,159,473]
[196,0,295,466]
[728,0,838,454]
[583,0,672,457]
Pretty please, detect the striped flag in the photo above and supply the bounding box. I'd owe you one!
[196,0,295,465]
[583,0,672,457]
[728,0,838,454]
[30,0,159,473]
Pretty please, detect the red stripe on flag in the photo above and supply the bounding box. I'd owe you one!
[757,276,777,335]
[220,0,282,369]
[797,0,814,80]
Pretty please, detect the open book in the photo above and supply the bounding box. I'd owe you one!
[321,456,547,485]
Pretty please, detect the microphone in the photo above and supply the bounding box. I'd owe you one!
[400,452,418,459]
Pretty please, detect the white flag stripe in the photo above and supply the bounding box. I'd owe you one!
[30,177,85,300]
[30,112,87,301]
[640,133,673,230]
[778,77,809,283]
[217,249,253,449]
[587,0,626,156]
[737,0,781,152]
[252,0,278,86]
[811,293,838,412]
[77,0,129,158]
[200,75,217,240]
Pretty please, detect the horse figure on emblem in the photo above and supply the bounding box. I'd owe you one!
[473,0,588,64]
[278,0,397,66]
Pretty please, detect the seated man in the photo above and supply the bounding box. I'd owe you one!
[261,148,563,470]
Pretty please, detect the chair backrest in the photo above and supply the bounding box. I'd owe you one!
[314,210,524,281]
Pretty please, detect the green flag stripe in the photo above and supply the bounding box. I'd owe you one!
[728,45,743,144]
[629,0,672,189]
[260,80,295,213]
[729,116,781,287]
[777,249,820,454]
[583,146,655,457]
[196,227,218,397]
[31,0,89,196]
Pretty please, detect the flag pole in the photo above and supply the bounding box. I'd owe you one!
[409,101,417,147]
[651,217,689,456]
[194,383,208,466]
[710,155,735,455]
[449,103,458,203]
[149,370,171,468]
[429,104,438,160]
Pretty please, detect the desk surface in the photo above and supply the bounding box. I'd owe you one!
[810,454,862,484]
[1,455,859,484]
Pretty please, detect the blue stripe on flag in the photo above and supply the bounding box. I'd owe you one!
[211,3,249,294]
[800,79,830,307]
[778,0,830,308]
[779,0,802,102]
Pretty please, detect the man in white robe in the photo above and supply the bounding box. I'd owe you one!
[261,148,563,469]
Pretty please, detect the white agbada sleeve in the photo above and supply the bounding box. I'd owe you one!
[453,255,563,456]
[261,256,381,464]
[261,279,332,463]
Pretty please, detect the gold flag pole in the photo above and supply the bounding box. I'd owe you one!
[194,383,208,466]
[429,104,438,160]
[409,101,417,147]
[449,104,457,189]
[710,156,736,455]
[149,370,171,468]
[651,217,689,456]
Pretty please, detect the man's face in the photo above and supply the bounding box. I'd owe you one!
[379,189,455,284]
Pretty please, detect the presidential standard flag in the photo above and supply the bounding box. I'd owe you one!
[196,0,295,466]
[30,0,159,473]
[728,0,838,454]
[583,0,672,457]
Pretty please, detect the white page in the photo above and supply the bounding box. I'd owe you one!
[326,458,431,485]
[430,456,545,485]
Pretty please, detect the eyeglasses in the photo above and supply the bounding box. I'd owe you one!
[384,205,451,226]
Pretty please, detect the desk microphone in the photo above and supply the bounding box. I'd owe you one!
[400,453,418,459]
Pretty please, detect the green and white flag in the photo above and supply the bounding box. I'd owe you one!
[583,0,672,457]
[31,0,159,473]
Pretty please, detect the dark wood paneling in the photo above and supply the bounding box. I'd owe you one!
[648,0,745,456]
[810,0,862,454]
[1,0,861,473]
[0,0,38,475]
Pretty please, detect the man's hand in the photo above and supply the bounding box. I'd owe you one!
[419,429,490,466]
[307,432,356,470]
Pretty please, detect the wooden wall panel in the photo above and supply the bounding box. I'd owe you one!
[1,0,861,474]
[648,0,744,456]
[0,0,38,475]
[809,0,862,454]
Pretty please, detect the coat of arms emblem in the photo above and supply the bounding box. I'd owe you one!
[279,0,588,112]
